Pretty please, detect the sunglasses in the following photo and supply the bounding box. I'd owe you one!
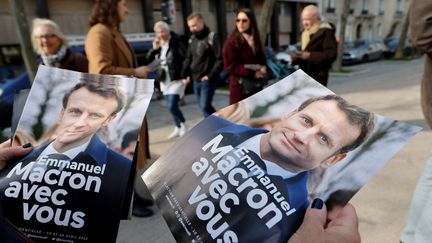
[236,18,249,23]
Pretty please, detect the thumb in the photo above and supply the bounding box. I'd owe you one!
[0,143,33,163]
[303,198,328,227]
[288,198,327,243]
[0,143,33,171]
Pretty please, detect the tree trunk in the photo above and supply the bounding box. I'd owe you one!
[36,0,49,18]
[395,6,411,59]
[9,0,37,82]
[334,0,350,72]
[141,0,154,32]
[215,1,227,43]
[258,0,276,49]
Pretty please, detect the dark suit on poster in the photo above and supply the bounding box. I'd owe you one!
[157,115,308,243]
[0,135,132,243]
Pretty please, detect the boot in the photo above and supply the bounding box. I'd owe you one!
[132,191,153,217]
[179,122,189,137]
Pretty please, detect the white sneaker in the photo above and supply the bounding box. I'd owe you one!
[179,122,189,137]
[167,126,180,139]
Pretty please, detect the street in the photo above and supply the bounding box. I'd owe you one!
[117,57,428,243]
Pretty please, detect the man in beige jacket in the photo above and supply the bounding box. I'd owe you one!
[401,0,432,242]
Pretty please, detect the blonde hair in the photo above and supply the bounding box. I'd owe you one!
[31,18,68,55]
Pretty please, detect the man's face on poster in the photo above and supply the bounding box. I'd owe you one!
[262,100,361,173]
[54,87,118,152]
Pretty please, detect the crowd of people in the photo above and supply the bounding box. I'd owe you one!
[2,0,400,242]
[0,2,338,139]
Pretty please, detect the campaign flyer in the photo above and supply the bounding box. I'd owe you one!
[142,69,421,242]
[0,65,154,242]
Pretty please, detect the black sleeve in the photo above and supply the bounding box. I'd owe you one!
[145,47,160,63]
[181,38,192,78]
[208,33,223,81]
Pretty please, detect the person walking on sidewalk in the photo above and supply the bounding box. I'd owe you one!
[291,5,337,87]
[222,8,267,104]
[85,0,153,218]
[181,12,222,117]
[147,21,189,139]
[400,0,432,242]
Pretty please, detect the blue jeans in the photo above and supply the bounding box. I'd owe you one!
[193,80,216,117]
[165,94,185,127]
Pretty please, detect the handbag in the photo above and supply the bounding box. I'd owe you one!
[155,67,166,81]
[238,77,267,96]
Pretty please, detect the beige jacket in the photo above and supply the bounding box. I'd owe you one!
[85,23,149,169]
[85,23,137,76]
[411,0,432,128]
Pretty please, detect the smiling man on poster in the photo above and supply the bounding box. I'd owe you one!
[34,81,126,164]
[149,94,375,243]
[0,81,134,243]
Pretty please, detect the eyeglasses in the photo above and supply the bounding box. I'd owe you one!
[236,18,249,23]
[35,34,57,40]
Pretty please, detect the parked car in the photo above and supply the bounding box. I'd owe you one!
[383,37,415,57]
[343,40,385,65]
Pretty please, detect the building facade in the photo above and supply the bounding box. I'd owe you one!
[322,0,410,42]
[0,0,411,63]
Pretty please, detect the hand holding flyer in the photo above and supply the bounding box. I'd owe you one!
[0,65,154,243]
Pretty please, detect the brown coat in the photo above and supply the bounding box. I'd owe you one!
[411,0,432,128]
[85,23,150,169]
[85,23,137,75]
[294,25,337,86]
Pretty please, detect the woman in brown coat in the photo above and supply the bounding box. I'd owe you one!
[223,8,267,105]
[85,0,153,217]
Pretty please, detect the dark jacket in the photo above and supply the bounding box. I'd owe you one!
[146,32,186,81]
[294,23,337,86]
[56,48,88,73]
[181,26,222,82]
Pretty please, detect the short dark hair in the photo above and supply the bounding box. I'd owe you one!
[121,129,139,150]
[62,82,125,115]
[89,0,121,28]
[298,95,375,153]
[187,12,204,22]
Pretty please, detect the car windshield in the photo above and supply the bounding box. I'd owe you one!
[385,38,399,46]
[345,40,366,48]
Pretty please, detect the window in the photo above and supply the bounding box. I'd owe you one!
[362,0,368,10]
[327,0,335,13]
[281,2,291,16]
[346,24,352,42]
[379,0,384,15]
[377,23,383,38]
[396,0,403,14]
[361,0,368,14]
